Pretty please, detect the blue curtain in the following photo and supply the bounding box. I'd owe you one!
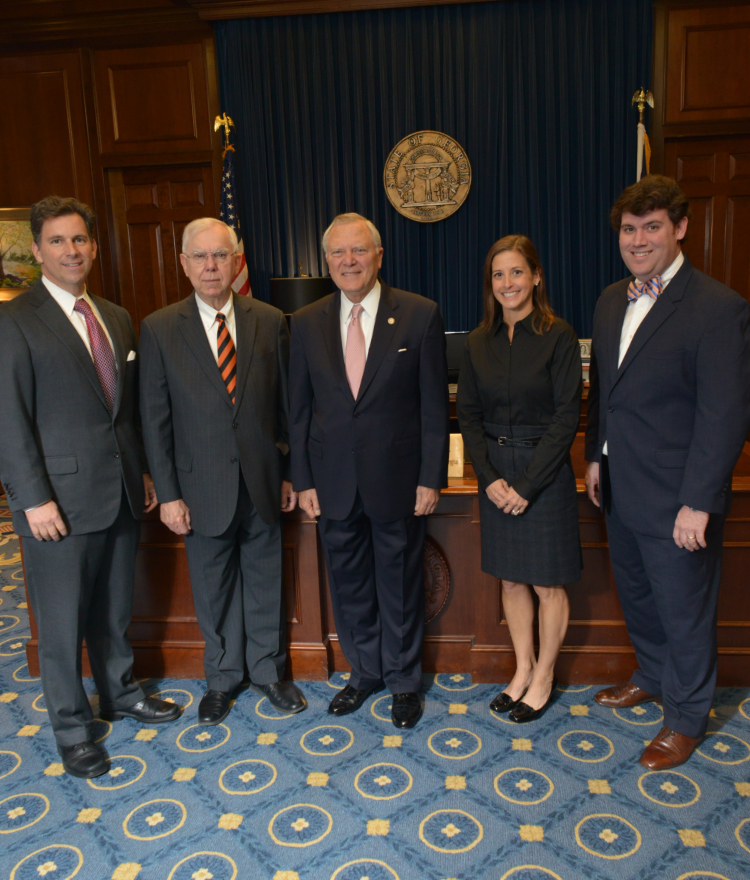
[215,0,653,336]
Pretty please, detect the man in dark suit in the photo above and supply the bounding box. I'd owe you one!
[290,213,449,729]
[0,197,180,778]
[585,176,750,769]
[139,217,306,725]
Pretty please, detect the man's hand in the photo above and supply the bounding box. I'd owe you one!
[26,500,67,542]
[299,488,321,521]
[143,474,158,513]
[415,486,440,516]
[160,499,192,535]
[486,479,510,509]
[281,480,297,512]
[673,505,709,551]
[585,461,600,508]
[500,485,529,516]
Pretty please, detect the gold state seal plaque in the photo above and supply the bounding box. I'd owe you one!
[384,130,471,223]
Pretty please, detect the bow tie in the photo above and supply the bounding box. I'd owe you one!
[627,275,663,303]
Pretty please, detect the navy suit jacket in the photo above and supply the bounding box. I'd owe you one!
[0,281,146,536]
[289,283,449,522]
[585,256,750,537]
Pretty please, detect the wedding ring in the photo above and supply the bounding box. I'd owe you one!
[688,534,695,540]
[512,509,519,515]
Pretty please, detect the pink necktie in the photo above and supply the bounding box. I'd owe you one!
[345,303,366,399]
[73,298,118,412]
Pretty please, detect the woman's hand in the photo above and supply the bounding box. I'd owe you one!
[486,479,510,509]
[501,485,529,516]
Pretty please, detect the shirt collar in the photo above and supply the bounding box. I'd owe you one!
[42,274,91,316]
[492,308,535,336]
[195,290,235,331]
[660,250,684,287]
[340,280,381,321]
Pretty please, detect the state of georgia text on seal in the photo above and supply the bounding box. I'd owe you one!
[384,130,472,223]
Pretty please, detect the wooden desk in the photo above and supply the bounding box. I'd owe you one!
[24,439,750,685]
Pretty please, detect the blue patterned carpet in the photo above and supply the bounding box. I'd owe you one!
[1,498,749,880]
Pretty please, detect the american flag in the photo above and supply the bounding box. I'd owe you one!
[220,147,251,296]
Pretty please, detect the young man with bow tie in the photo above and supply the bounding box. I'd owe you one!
[585,176,750,770]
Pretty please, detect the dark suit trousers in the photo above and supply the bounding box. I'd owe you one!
[183,478,285,692]
[22,491,143,747]
[606,493,724,738]
[319,492,426,694]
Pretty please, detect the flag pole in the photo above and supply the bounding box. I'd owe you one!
[632,88,654,181]
[214,114,251,297]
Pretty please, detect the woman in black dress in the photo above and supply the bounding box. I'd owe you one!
[458,235,582,723]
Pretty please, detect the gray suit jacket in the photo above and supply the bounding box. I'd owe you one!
[139,293,291,536]
[0,281,146,536]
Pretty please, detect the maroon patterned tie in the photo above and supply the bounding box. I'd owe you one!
[73,298,118,412]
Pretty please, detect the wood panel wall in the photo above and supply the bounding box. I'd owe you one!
[0,8,222,320]
[653,0,750,305]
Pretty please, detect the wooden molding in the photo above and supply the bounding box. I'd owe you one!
[189,0,499,21]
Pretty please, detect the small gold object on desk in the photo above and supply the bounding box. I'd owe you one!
[448,433,465,478]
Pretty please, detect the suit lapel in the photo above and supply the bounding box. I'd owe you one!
[31,283,110,412]
[178,294,234,408]
[357,283,399,402]
[94,296,128,417]
[321,291,352,401]
[233,293,257,412]
[612,258,691,388]
[608,283,630,378]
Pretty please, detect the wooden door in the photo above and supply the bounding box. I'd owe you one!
[665,136,750,304]
[108,163,217,328]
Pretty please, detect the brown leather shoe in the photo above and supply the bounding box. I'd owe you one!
[638,727,702,770]
[594,682,658,708]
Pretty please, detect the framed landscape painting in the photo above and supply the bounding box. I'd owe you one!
[0,207,41,302]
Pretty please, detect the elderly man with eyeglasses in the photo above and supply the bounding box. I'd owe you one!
[139,217,306,724]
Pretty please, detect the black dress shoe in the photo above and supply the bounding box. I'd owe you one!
[490,687,528,714]
[58,741,108,779]
[328,683,382,716]
[198,690,232,726]
[392,692,423,729]
[509,679,558,724]
[100,696,182,724]
[255,681,307,715]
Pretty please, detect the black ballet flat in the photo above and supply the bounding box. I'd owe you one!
[490,687,528,714]
[508,678,558,724]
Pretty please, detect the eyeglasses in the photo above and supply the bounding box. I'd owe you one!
[184,250,233,265]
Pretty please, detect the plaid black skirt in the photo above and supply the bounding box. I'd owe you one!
[479,436,581,586]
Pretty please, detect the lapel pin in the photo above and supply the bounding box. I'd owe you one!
[388,317,395,324]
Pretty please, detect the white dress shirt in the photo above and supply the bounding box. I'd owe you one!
[195,292,237,365]
[340,281,381,357]
[43,275,114,358]
[602,250,684,455]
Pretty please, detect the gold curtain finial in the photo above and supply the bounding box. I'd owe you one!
[631,88,654,125]
[214,114,235,155]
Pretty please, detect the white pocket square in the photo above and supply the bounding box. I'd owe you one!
[127,350,137,361]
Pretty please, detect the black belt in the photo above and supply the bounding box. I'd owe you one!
[485,433,542,448]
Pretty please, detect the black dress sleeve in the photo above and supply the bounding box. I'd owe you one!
[457,338,502,491]
[512,323,582,501]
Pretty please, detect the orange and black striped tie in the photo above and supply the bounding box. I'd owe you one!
[216,312,237,404]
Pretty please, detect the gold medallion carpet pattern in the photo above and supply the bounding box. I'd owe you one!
[1,499,749,879]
